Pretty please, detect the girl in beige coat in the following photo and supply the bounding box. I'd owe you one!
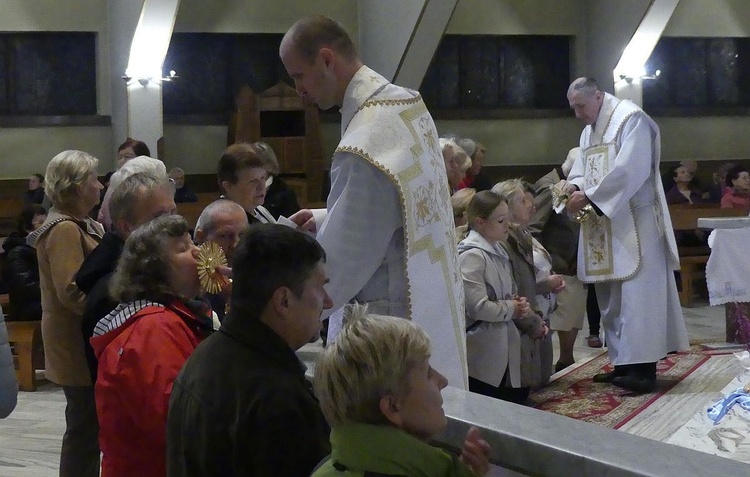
[458,191,533,404]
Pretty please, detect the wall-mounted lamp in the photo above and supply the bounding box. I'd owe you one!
[122,70,178,87]
[618,69,661,84]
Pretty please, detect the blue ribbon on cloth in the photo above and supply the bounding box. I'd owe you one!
[707,388,750,424]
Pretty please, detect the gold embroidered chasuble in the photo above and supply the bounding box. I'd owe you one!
[336,67,468,388]
[577,94,679,283]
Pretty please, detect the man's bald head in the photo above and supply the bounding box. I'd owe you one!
[281,15,358,64]
[194,199,249,261]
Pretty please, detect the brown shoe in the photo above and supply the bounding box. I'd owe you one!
[587,335,603,348]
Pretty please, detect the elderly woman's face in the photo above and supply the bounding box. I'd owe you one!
[510,191,536,226]
[443,149,464,189]
[470,148,484,176]
[78,172,104,211]
[223,167,268,212]
[166,233,202,299]
[116,147,136,169]
[393,359,448,441]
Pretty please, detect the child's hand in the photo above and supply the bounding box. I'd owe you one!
[512,296,530,318]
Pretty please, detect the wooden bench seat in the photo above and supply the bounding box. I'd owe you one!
[175,192,218,232]
[5,318,44,392]
[668,204,749,307]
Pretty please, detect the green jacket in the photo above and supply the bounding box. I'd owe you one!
[313,423,475,477]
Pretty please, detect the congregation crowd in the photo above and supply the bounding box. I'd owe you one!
[0,12,743,477]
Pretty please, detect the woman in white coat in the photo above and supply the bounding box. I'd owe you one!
[458,191,532,404]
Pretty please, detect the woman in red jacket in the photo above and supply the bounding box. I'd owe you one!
[90,214,214,477]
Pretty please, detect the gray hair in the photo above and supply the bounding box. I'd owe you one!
[440,138,471,171]
[313,303,431,427]
[568,77,600,97]
[253,142,280,176]
[44,150,99,208]
[109,214,190,302]
[100,156,170,230]
[109,172,173,230]
[492,178,529,217]
[194,199,247,241]
[456,138,478,159]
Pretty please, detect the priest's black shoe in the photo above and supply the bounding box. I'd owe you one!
[592,370,623,383]
[611,374,656,393]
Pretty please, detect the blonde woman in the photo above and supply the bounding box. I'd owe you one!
[492,179,564,390]
[313,305,491,476]
[440,138,472,194]
[28,150,104,477]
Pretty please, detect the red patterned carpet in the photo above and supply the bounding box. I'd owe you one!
[527,347,725,429]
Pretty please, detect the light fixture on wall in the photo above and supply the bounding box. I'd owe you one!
[122,70,178,87]
[618,68,661,84]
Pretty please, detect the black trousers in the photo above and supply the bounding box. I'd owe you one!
[469,376,530,405]
[60,386,100,477]
[586,285,601,336]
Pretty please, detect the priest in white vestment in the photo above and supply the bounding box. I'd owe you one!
[281,16,468,389]
[563,77,689,393]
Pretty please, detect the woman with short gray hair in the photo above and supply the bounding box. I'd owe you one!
[28,149,104,477]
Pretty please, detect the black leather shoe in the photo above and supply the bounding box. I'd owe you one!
[611,375,656,393]
[555,361,575,373]
[593,371,619,383]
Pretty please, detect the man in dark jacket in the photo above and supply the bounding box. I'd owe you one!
[167,224,332,477]
[76,172,176,381]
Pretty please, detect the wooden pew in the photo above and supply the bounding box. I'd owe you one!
[668,204,748,307]
[175,193,219,232]
[2,292,44,392]
[0,198,24,237]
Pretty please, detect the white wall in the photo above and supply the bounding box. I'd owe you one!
[664,0,750,37]
[1,128,113,178]
[0,0,112,178]
[3,0,750,179]
[173,0,357,34]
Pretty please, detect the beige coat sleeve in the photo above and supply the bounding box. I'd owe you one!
[460,249,516,324]
[42,221,90,316]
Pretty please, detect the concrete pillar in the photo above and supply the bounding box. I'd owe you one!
[612,0,681,105]
[357,0,458,89]
[108,0,180,163]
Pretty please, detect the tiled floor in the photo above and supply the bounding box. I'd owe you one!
[0,299,744,476]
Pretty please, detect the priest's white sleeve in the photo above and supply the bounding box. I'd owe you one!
[317,152,402,319]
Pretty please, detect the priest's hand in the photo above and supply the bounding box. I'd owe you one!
[556,179,576,195]
[459,426,491,476]
[289,209,316,232]
[566,191,589,215]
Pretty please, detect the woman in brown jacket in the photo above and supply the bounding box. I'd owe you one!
[28,150,104,477]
